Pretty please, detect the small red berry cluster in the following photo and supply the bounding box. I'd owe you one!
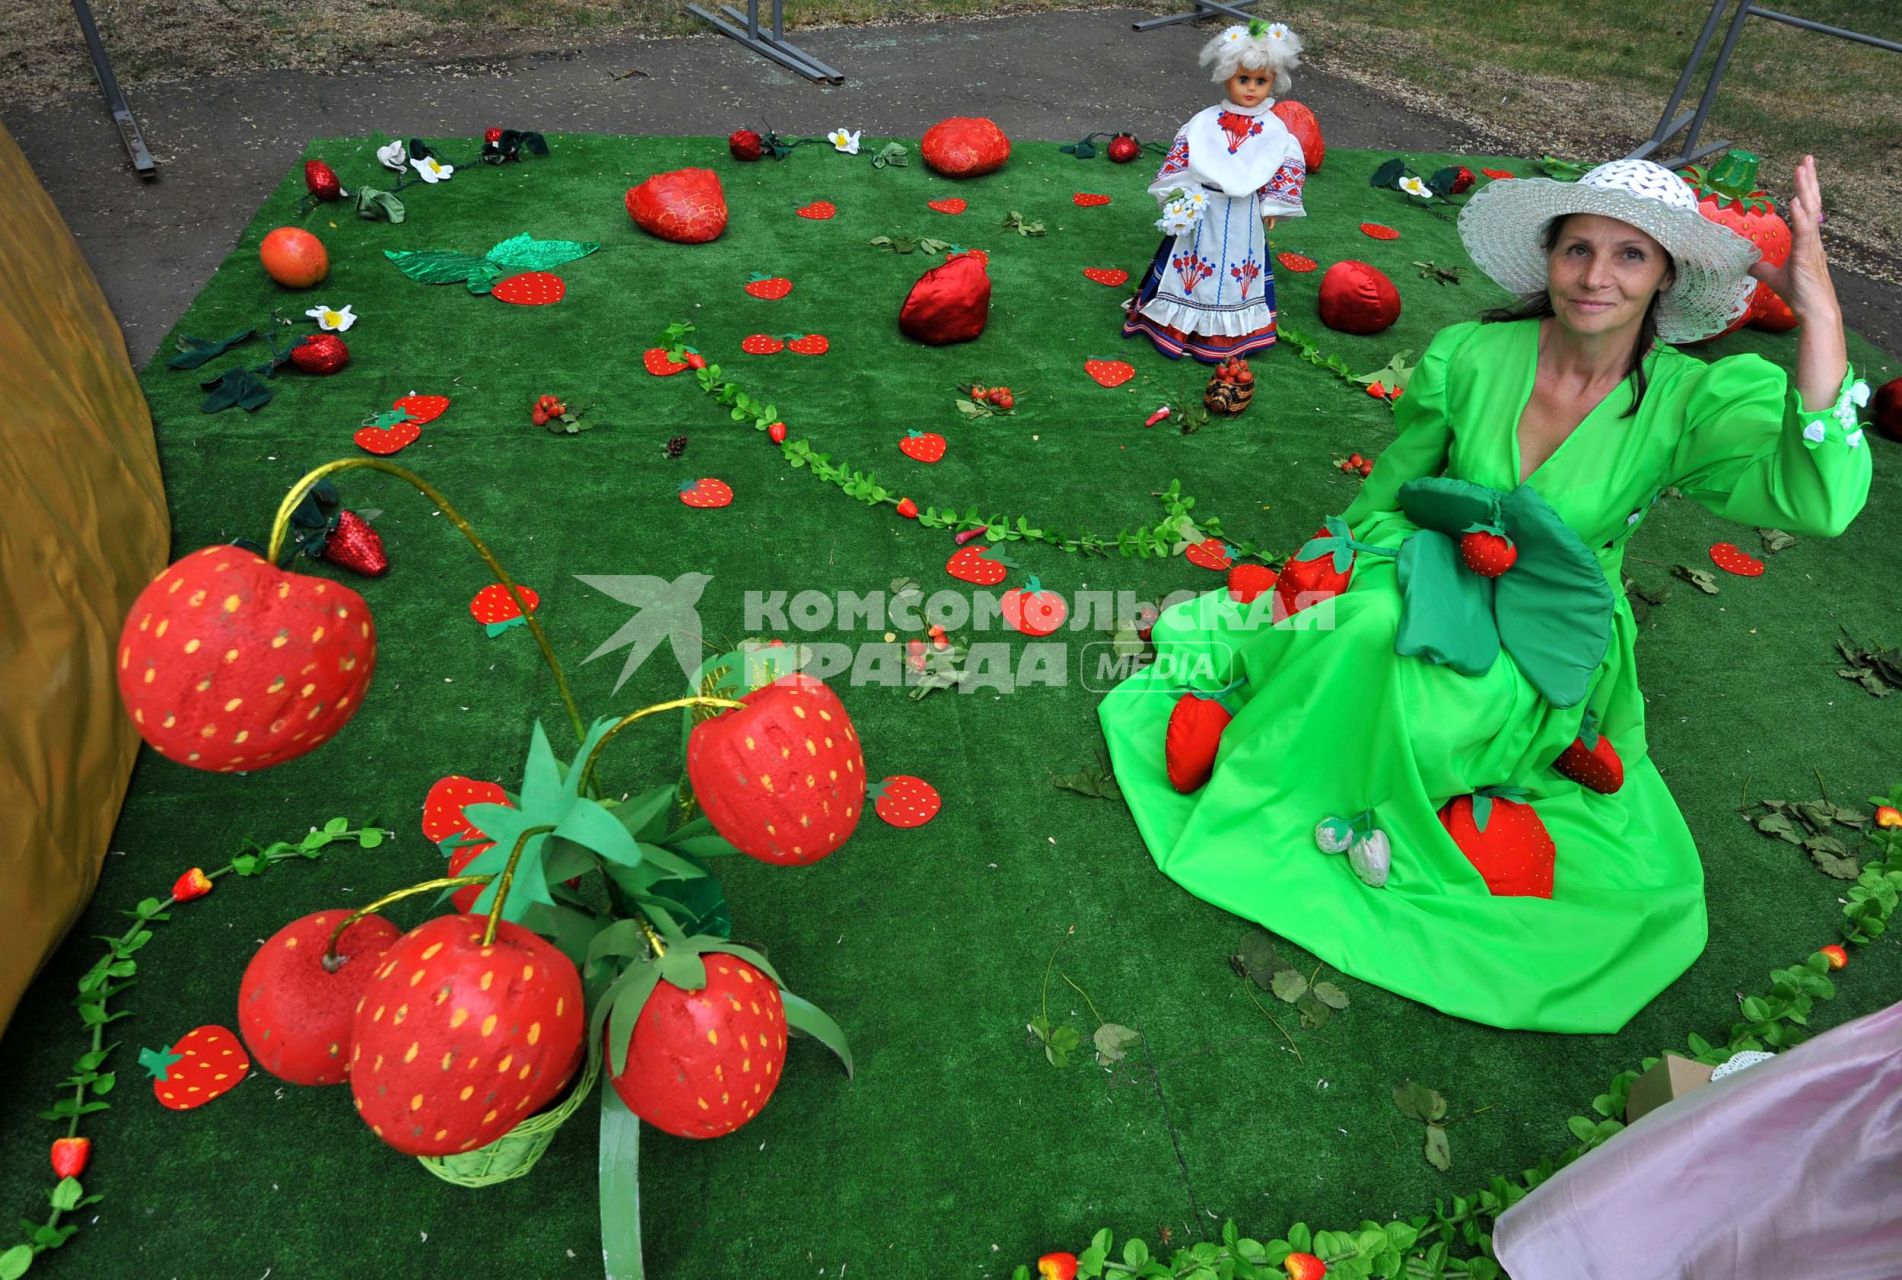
[967,382,1015,412]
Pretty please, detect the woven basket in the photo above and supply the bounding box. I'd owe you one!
[1204,376,1255,416]
[416,1042,602,1188]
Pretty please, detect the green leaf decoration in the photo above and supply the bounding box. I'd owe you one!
[869,142,909,169]
[1369,157,1408,189]
[1424,1124,1453,1171]
[598,1080,646,1280]
[1092,1022,1141,1066]
[167,328,255,370]
[465,260,507,296]
[1353,350,1418,391]
[485,233,600,272]
[782,990,855,1076]
[1312,980,1350,1011]
[1269,967,1309,1003]
[1,1244,34,1280]
[354,186,406,224]
[383,248,487,285]
[198,367,273,414]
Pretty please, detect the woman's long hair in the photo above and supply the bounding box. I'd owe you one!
[1481,216,1675,418]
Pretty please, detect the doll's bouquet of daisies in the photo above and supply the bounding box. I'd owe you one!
[1155,187,1211,235]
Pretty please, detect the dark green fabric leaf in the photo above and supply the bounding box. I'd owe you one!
[167,328,254,370]
[1496,484,1616,708]
[383,248,485,284]
[485,233,600,272]
[1395,530,1500,677]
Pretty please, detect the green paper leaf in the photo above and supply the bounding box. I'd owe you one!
[486,233,600,272]
[782,990,855,1076]
[1092,1022,1141,1065]
[556,798,644,868]
[1423,1123,1453,1171]
[383,248,486,285]
[599,1081,646,1280]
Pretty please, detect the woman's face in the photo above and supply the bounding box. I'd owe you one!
[1225,68,1273,108]
[1545,213,1674,338]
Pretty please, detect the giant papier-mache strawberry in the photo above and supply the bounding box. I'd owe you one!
[1269,100,1325,172]
[625,167,729,244]
[239,909,402,1085]
[348,914,586,1156]
[116,544,376,771]
[685,674,866,866]
[920,116,1011,178]
[606,951,789,1139]
[1682,149,1796,335]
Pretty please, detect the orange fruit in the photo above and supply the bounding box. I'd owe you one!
[259,226,329,289]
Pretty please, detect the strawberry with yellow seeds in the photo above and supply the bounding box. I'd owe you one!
[392,393,449,425]
[491,271,565,306]
[786,333,830,356]
[899,430,946,463]
[239,908,402,1085]
[743,273,793,299]
[469,583,540,636]
[643,347,689,377]
[116,545,376,772]
[1439,790,1556,898]
[685,674,866,866]
[1228,563,1279,604]
[423,775,514,909]
[142,1025,251,1109]
[1072,192,1111,207]
[353,411,421,455]
[795,200,837,220]
[173,867,213,901]
[1185,538,1234,571]
[1819,943,1848,970]
[1553,712,1623,793]
[1283,1252,1327,1280]
[606,952,788,1138]
[1082,267,1130,287]
[873,775,941,828]
[1709,542,1765,577]
[1277,251,1319,273]
[946,544,1012,586]
[741,333,785,355]
[349,914,586,1156]
[927,197,966,215]
[680,477,734,508]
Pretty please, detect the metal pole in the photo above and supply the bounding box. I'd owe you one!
[1133,0,1260,34]
[1636,0,1734,156]
[1751,6,1902,54]
[69,0,155,176]
[1681,0,1758,160]
[690,2,845,83]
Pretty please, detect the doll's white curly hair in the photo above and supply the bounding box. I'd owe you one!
[1200,20,1303,94]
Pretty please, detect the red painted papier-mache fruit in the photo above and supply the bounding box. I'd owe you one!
[625,168,729,243]
[117,545,376,772]
[606,952,788,1138]
[349,914,586,1156]
[239,909,403,1085]
[686,674,866,866]
[1682,149,1794,340]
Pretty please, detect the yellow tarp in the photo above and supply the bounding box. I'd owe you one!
[0,121,169,1032]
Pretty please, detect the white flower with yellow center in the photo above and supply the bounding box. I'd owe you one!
[410,154,454,183]
[1398,175,1431,199]
[1266,22,1290,40]
[1221,24,1246,42]
[827,128,862,155]
[304,303,357,332]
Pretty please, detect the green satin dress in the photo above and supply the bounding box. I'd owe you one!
[1098,318,1873,1032]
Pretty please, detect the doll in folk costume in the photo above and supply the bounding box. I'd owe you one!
[1123,20,1308,362]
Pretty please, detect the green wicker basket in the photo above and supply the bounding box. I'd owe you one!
[416,1043,602,1187]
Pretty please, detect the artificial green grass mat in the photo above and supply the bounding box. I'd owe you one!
[3,134,1899,1278]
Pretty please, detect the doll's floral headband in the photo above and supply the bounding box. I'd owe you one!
[1221,19,1291,41]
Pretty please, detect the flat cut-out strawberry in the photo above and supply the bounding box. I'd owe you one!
[392,394,449,425]
[741,334,786,355]
[354,411,422,456]
[873,775,941,828]
[424,775,512,909]
[469,583,540,636]
[1083,267,1130,287]
[1084,356,1135,388]
[492,271,565,305]
[643,348,689,377]
[1709,542,1765,576]
[1480,168,1516,180]
[1276,251,1318,273]
[679,477,734,508]
[1359,222,1401,240]
[1002,577,1067,636]
[899,431,946,463]
[946,545,1012,586]
[1185,539,1233,571]
[743,273,792,299]
[928,197,967,215]
[796,200,837,220]
[785,333,830,356]
[1072,193,1112,207]
[142,1025,251,1110]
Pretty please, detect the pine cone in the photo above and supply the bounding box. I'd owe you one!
[665,435,688,458]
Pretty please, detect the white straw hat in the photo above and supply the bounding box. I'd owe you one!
[1456,158,1761,344]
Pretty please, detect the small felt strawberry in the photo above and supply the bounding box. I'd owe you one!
[1072,193,1112,207]
[680,477,734,509]
[1709,542,1765,576]
[1554,711,1623,794]
[796,200,837,220]
[1459,528,1517,577]
[492,271,565,305]
[643,347,689,377]
[899,431,946,463]
[946,545,1012,586]
[1819,943,1848,970]
[786,333,830,356]
[1083,267,1130,287]
[743,273,793,299]
[289,333,349,375]
[424,775,512,911]
[895,497,919,519]
[324,511,388,577]
[1480,168,1516,180]
[1449,165,1476,194]
[873,775,942,828]
[741,334,786,355]
[142,1025,251,1110]
[728,128,764,161]
[304,159,345,201]
[1228,563,1279,604]
[353,416,421,455]
[1038,1254,1081,1280]
[1439,790,1555,898]
[928,197,967,215]
[1002,577,1068,637]
[1276,251,1319,273]
[767,421,788,444]
[173,867,213,901]
[50,1137,90,1179]
[1359,222,1401,240]
[1185,539,1234,572]
[392,393,450,425]
[469,583,540,636]
[1283,1252,1327,1280]
[1165,694,1232,794]
[1084,356,1135,388]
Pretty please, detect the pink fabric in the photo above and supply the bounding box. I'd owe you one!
[1495,1000,1902,1279]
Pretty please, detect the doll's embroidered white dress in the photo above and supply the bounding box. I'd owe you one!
[1123,99,1307,362]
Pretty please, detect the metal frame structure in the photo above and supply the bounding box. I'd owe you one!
[686,0,844,84]
[72,0,155,177]
[1633,0,1902,169]
[1131,0,1259,34]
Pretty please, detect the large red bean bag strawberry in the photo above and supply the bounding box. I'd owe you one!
[1317,261,1401,335]
[899,252,991,345]
[920,117,1011,178]
[625,168,728,244]
[1874,377,1902,443]
[1270,100,1324,172]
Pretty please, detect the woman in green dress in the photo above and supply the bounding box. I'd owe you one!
[1097,156,1873,1033]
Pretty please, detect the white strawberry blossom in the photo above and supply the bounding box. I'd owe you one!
[376,139,408,171]
[410,154,454,183]
[304,303,357,332]
[827,128,862,155]
[1398,175,1431,199]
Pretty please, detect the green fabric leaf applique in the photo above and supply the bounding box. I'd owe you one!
[167,328,255,370]
[485,233,600,272]
[384,249,487,285]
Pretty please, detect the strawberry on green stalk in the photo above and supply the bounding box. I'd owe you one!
[1283,1252,1327,1280]
[1038,1253,1081,1280]
[323,511,388,577]
[173,867,213,901]
[767,421,788,444]
[896,497,920,519]
[142,1025,251,1110]
[1819,944,1848,970]
[392,393,449,424]
[423,775,514,911]
[50,1137,90,1179]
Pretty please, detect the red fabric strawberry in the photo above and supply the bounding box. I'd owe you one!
[1319,261,1402,335]
[605,952,787,1138]
[1268,100,1324,171]
[626,168,729,243]
[1553,719,1623,794]
[1185,539,1233,571]
[173,867,213,901]
[685,675,866,866]
[493,272,565,305]
[238,908,402,1085]
[50,1138,90,1179]
[728,128,764,161]
[680,477,734,508]
[920,116,1011,177]
[1072,193,1112,207]
[927,197,967,215]
[741,334,786,355]
[1272,526,1356,622]
[743,273,792,299]
[899,431,946,463]
[1084,356,1135,388]
[392,393,449,425]
[873,775,941,828]
[469,583,540,635]
[946,545,1011,586]
[349,916,585,1155]
[142,1025,251,1110]
[1165,695,1232,793]
[795,200,837,220]
[1276,251,1319,273]
[1709,542,1765,576]
[643,347,689,376]
[290,333,349,374]
[117,546,376,772]
[1358,222,1400,241]
[323,511,387,577]
[1083,267,1130,287]
[1227,563,1279,604]
[786,333,830,356]
[1459,530,1516,578]
[1002,577,1067,636]
[900,254,991,346]
[1439,792,1555,898]
[304,159,345,201]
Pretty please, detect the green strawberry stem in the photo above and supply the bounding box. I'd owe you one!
[264,457,587,748]
[483,824,560,946]
[320,875,493,970]
[576,695,750,797]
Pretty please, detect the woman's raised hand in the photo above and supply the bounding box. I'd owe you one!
[1746,155,1840,323]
